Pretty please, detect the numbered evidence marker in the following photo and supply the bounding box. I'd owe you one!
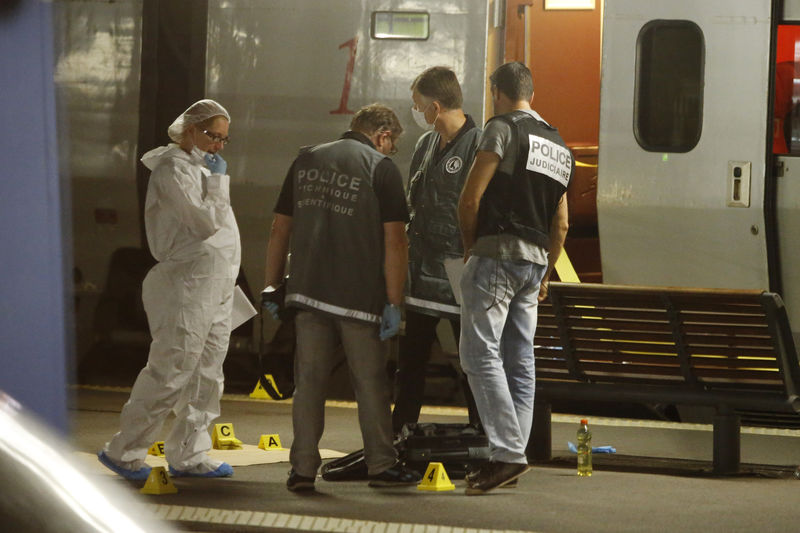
[417,462,455,492]
[140,466,177,495]
[258,434,283,450]
[250,380,269,399]
[147,441,165,457]
[250,374,287,400]
[212,423,243,450]
[249,375,271,399]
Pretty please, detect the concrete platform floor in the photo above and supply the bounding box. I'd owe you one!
[69,387,800,533]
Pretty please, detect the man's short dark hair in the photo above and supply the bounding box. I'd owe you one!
[350,103,403,142]
[490,62,534,103]
[410,66,463,110]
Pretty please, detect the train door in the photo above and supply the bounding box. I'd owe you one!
[775,3,800,343]
[503,0,604,282]
[598,0,773,289]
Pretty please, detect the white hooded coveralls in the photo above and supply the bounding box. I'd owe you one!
[104,144,240,471]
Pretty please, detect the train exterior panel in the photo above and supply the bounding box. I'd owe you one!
[597,0,772,290]
[55,0,800,374]
[53,0,145,360]
[56,0,492,366]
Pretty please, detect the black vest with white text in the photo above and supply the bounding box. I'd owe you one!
[286,135,387,324]
[476,110,573,249]
[406,121,481,316]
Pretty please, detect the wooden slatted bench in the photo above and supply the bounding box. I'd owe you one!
[529,282,800,474]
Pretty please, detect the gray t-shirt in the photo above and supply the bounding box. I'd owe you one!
[470,109,549,265]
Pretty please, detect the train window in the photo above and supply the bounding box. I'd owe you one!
[634,20,705,153]
[371,11,429,40]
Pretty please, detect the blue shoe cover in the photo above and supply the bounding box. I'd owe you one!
[97,451,152,481]
[168,462,233,478]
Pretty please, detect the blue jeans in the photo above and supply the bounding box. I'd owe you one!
[459,255,546,464]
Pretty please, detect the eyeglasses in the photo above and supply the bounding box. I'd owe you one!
[202,129,231,145]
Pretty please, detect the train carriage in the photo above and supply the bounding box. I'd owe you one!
[54,0,800,396]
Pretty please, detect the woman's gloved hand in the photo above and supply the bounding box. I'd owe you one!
[204,153,227,175]
[379,303,401,340]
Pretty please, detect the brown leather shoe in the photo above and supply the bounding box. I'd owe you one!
[500,477,518,488]
[466,465,521,488]
[467,472,518,488]
[465,462,529,495]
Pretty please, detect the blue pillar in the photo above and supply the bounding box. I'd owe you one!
[0,0,71,434]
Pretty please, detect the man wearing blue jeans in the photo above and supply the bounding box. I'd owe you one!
[457,62,572,495]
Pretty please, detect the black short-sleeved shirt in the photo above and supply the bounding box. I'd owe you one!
[274,132,410,223]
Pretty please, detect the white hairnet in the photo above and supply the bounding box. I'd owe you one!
[167,99,231,143]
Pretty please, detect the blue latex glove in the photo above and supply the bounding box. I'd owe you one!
[260,287,282,321]
[204,152,227,174]
[568,441,617,454]
[379,303,401,340]
[263,302,280,321]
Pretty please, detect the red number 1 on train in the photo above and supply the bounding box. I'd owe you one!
[330,37,358,115]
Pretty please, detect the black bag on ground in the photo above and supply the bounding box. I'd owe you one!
[319,448,369,481]
[321,422,488,481]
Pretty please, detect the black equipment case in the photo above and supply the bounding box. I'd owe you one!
[321,422,488,480]
[402,422,488,468]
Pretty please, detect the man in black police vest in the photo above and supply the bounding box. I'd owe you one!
[264,104,421,491]
[457,62,572,494]
[393,66,482,434]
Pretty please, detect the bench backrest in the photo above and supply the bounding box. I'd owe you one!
[534,283,800,415]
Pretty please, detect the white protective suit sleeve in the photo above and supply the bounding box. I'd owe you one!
[157,163,231,242]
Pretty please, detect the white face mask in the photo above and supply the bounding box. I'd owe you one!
[411,104,435,131]
[191,145,209,161]
[189,130,209,161]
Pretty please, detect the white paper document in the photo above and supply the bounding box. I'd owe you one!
[443,257,465,305]
[231,285,257,330]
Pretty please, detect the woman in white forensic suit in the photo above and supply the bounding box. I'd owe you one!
[98,100,241,479]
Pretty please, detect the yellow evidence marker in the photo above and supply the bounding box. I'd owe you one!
[417,462,455,492]
[250,373,290,400]
[212,422,243,450]
[258,434,283,450]
[249,380,270,399]
[147,441,165,457]
[554,250,580,283]
[140,466,177,495]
